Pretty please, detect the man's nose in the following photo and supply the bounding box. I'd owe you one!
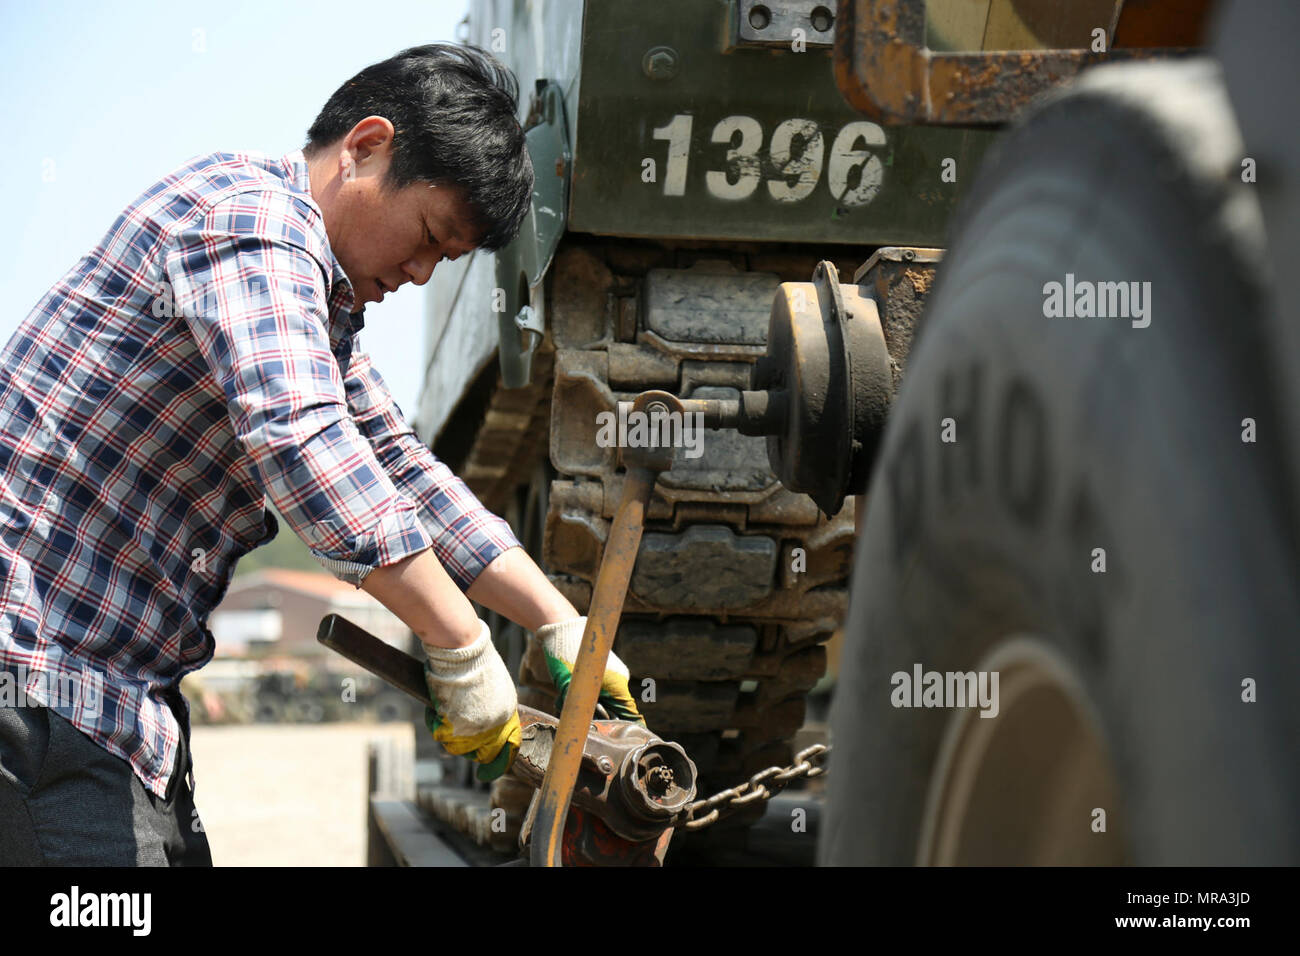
[404,252,442,287]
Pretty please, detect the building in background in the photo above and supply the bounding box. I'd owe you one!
[189,569,417,725]
[210,569,411,659]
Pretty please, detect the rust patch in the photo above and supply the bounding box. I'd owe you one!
[905,267,934,296]
[834,0,1200,126]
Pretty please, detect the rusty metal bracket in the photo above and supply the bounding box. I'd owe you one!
[833,0,1197,126]
[516,715,693,865]
[512,712,695,844]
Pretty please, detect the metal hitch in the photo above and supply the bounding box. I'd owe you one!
[316,612,697,866]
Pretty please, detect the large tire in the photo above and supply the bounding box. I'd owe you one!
[822,60,1300,865]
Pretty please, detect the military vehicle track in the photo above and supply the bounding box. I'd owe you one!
[435,237,936,840]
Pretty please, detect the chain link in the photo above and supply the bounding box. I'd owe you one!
[675,743,829,830]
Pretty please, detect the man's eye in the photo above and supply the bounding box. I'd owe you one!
[427,231,438,246]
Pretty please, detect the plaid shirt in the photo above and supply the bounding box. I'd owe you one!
[0,149,520,797]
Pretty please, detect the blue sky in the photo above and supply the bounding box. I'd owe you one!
[0,0,469,416]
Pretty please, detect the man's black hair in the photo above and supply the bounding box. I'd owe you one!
[305,43,533,251]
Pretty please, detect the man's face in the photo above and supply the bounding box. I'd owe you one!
[318,117,481,307]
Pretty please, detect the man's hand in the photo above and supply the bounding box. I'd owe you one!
[422,620,521,781]
[537,617,646,726]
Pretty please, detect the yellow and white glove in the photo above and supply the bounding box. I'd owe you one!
[423,620,522,782]
[538,616,645,725]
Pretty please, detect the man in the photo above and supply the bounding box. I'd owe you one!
[0,43,641,866]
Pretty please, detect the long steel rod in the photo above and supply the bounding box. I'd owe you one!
[529,464,658,867]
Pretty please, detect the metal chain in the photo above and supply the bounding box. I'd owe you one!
[675,743,830,830]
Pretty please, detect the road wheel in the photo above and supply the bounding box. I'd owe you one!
[822,60,1300,865]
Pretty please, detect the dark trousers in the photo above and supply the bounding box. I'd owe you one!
[0,682,213,866]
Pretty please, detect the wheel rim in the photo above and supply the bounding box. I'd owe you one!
[917,637,1126,865]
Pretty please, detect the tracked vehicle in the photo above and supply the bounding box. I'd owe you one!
[370,0,1299,865]
[413,0,990,853]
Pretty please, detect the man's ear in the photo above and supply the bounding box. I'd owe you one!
[343,116,395,172]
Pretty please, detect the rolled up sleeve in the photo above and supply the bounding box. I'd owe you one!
[165,193,435,586]
[342,343,522,591]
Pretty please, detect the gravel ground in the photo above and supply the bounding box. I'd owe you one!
[189,721,414,867]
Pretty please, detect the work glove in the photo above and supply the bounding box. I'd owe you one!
[537,616,646,726]
[423,620,522,782]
